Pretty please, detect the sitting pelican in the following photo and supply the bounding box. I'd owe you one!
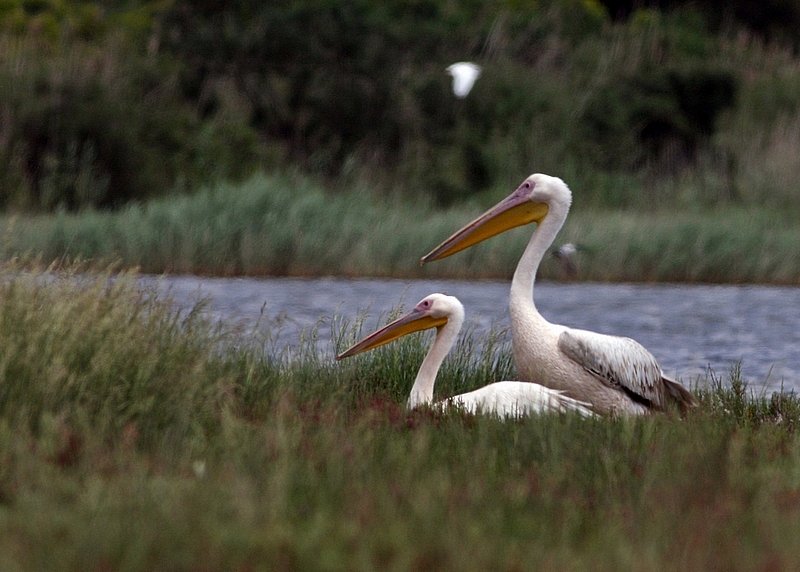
[421,174,696,416]
[337,293,595,418]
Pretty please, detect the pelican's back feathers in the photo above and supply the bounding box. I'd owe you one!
[558,328,672,410]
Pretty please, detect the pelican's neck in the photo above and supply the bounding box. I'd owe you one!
[510,205,567,319]
[407,316,462,408]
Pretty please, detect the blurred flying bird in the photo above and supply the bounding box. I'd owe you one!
[421,174,696,416]
[551,242,581,278]
[446,62,482,98]
[337,293,595,418]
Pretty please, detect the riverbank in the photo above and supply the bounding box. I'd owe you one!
[141,274,800,391]
[0,263,799,569]
[2,173,798,284]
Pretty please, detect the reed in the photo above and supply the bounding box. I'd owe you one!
[1,264,800,569]
[2,172,799,284]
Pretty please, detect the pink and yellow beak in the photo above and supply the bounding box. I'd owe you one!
[337,308,447,360]
[420,182,549,264]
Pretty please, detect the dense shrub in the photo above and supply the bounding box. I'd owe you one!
[580,64,737,171]
[150,0,795,207]
[600,0,800,47]
[0,0,799,210]
[0,2,263,211]
[1,39,173,209]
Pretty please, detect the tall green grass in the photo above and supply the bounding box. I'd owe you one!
[2,172,799,283]
[1,263,800,569]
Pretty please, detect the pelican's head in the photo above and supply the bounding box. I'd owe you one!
[421,173,572,263]
[336,293,463,360]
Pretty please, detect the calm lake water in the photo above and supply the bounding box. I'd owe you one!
[146,275,800,393]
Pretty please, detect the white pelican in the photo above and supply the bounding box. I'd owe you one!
[420,174,696,416]
[446,62,482,98]
[337,293,595,418]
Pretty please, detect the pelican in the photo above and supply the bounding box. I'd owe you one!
[446,62,482,98]
[421,174,696,416]
[337,293,595,418]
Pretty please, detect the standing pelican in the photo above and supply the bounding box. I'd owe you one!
[337,293,595,418]
[421,174,696,415]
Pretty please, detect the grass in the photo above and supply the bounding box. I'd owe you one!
[1,263,800,569]
[2,172,799,284]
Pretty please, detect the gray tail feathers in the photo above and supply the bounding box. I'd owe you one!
[663,376,697,414]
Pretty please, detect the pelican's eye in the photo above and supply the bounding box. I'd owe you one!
[419,299,432,310]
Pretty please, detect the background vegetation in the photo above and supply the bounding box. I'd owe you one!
[3,173,800,282]
[1,0,800,213]
[3,5,799,568]
[1,262,800,569]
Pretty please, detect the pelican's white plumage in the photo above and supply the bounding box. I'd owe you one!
[337,293,595,418]
[446,62,482,98]
[421,174,696,416]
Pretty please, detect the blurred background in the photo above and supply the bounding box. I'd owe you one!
[1,0,799,215]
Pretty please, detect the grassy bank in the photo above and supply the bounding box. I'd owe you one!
[0,263,799,569]
[2,172,799,283]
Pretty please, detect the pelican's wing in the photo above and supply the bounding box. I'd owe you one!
[446,381,595,418]
[557,328,667,410]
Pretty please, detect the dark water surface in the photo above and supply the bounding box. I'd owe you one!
[147,275,800,392]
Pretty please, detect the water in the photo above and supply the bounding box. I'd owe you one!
[146,275,800,392]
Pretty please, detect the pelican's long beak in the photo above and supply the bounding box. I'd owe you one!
[336,309,447,359]
[420,185,549,264]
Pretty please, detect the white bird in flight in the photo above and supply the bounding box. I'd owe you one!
[552,242,581,278]
[421,174,696,416]
[337,293,595,418]
[446,62,482,98]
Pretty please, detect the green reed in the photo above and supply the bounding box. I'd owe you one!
[2,173,799,284]
[0,264,799,570]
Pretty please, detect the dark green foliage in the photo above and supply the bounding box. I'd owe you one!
[601,0,800,47]
[580,63,736,171]
[2,41,176,210]
[157,1,494,181]
[0,3,263,211]
[0,1,799,211]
